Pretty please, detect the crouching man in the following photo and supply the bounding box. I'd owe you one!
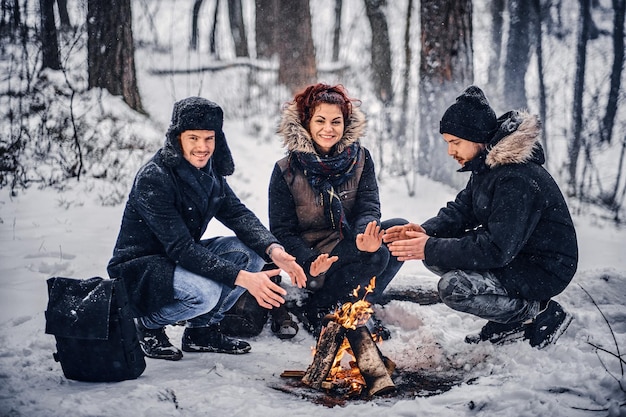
[384,86,578,348]
[108,97,306,360]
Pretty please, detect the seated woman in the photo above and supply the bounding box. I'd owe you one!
[269,83,406,339]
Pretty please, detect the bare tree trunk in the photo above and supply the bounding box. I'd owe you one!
[418,0,473,188]
[397,0,414,148]
[611,135,626,219]
[40,0,61,70]
[227,0,248,57]
[190,0,204,50]
[55,0,70,28]
[1,0,21,37]
[504,0,531,110]
[332,0,342,62]
[210,0,219,56]
[487,0,505,90]
[601,0,625,144]
[363,0,393,106]
[568,0,591,193]
[87,0,144,113]
[255,0,278,59]
[277,0,316,94]
[533,0,548,162]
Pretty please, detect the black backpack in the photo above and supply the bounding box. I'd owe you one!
[219,264,279,337]
[45,276,146,382]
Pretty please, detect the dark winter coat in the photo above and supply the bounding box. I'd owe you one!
[107,129,277,316]
[422,111,578,301]
[269,103,381,269]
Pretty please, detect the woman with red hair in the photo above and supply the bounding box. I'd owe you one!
[269,83,406,339]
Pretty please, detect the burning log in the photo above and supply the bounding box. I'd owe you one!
[298,278,396,397]
[302,320,346,390]
[345,326,395,396]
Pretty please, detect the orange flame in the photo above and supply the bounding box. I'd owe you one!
[323,277,379,394]
[329,277,376,330]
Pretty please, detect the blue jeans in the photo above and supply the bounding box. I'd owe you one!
[307,218,407,309]
[425,263,540,324]
[140,237,265,329]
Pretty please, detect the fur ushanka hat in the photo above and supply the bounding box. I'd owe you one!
[163,97,234,175]
[439,86,497,144]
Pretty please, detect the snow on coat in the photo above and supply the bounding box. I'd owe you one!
[422,110,578,300]
[107,129,277,316]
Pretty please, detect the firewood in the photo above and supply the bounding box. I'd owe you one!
[280,370,306,378]
[345,326,396,396]
[302,321,346,390]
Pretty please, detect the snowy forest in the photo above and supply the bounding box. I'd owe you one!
[0,1,625,416]
[1,0,625,222]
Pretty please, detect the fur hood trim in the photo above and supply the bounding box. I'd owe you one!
[486,111,542,168]
[277,102,367,154]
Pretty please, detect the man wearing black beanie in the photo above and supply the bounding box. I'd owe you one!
[384,86,578,349]
[108,97,306,361]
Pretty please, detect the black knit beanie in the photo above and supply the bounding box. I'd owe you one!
[439,86,497,143]
[164,97,234,176]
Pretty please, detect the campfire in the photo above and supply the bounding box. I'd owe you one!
[283,278,396,398]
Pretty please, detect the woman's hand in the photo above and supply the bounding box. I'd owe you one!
[356,220,384,252]
[310,253,339,277]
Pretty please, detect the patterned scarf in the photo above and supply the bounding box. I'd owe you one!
[293,142,361,237]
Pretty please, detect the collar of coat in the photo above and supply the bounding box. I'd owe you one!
[277,102,367,154]
[462,110,544,173]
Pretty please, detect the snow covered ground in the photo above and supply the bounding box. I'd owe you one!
[1,0,625,415]
[1,120,625,416]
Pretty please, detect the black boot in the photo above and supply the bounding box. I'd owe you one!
[270,305,299,339]
[181,324,251,354]
[525,300,572,349]
[135,320,183,361]
[465,320,528,345]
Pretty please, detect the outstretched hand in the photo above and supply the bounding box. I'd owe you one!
[269,248,307,288]
[310,253,339,277]
[234,269,286,309]
[356,220,384,252]
[387,230,429,261]
[382,222,426,244]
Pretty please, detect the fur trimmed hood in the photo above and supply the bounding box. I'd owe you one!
[486,110,544,168]
[277,102,367,154]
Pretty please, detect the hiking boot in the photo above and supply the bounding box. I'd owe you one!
[367,315,391,341]
[135,320,183,361]
[181,324,251,354]
[270,305,299,339]
[465,320,528,345]
[525,300,572,349]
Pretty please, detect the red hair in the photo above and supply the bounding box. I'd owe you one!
[289,83,359,129]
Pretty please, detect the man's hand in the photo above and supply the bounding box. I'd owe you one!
[387,230,429,261]
[268,247,307,288]
[356,220,384,252]
[310,253,339,277]
[234,269,286,309]
[383,223,426,243]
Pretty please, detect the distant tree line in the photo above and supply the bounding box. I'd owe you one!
[1,0,624,220]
